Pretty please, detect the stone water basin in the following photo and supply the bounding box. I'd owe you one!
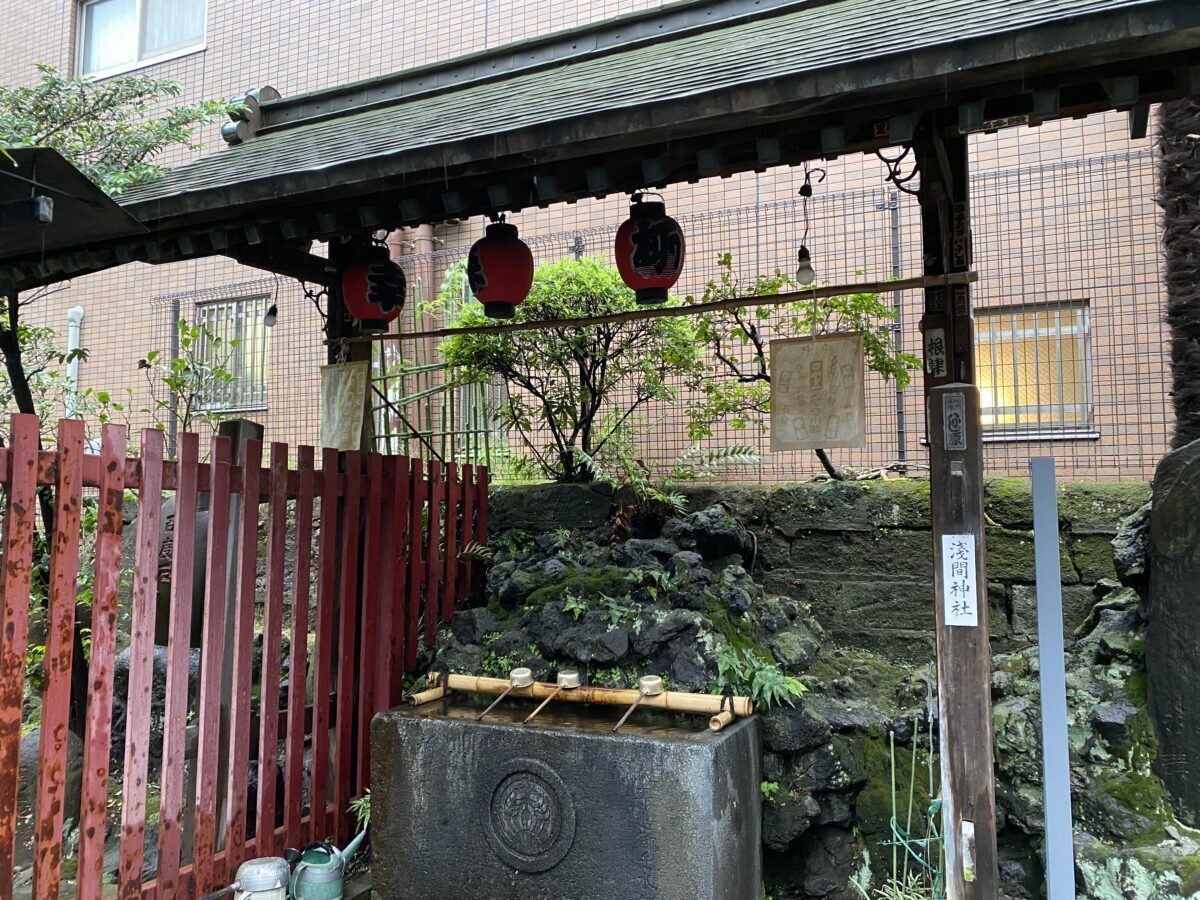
[371,698,761,899]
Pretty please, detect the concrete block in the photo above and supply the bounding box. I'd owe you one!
[372,703,762,900]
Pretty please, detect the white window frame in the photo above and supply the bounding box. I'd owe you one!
[975,299,1095,440]
[193,294,270,414]
[76,0,207,80]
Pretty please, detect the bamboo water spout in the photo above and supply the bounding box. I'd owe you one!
[411,671,753,719]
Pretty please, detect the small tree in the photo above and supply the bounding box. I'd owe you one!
[0,64,223,736]
[685,254,919,478]
[434,258,704,482]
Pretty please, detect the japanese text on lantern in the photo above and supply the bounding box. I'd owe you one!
[630,219,682,275]
[941,534,978,627]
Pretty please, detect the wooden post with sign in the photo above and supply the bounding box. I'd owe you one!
[916,113,999,898]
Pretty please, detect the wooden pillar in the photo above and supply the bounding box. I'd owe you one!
[915,112,999,898]
[326,238,375,451]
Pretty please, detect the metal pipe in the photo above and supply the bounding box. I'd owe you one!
[168,294,181,457]
[878,190,908,472]
[64,305,84,419]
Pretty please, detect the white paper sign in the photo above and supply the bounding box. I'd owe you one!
[769,332,866,451]
[941,533,978,627]
[320,360,371,451]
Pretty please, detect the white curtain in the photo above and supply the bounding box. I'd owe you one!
[82,0,136,74]
[142,0,205,56]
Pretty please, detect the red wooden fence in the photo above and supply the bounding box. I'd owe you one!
[0,415,487,898]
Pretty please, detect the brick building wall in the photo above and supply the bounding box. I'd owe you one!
[0,0,1170,480]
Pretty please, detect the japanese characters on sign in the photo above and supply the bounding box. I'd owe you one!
[941,533,978,627]
[943,391,967,451]
[924,327,947,379]
[769,332,866,451]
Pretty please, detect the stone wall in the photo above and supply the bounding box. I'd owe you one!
[464,478,1197,898]
[490,478,1152,661]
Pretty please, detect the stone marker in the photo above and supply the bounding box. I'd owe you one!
[371,702,761,900]
[1148,437,1200,825]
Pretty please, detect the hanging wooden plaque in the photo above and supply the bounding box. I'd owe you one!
[769,332,866,451]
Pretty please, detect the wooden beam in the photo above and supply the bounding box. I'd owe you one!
[348,272,977,344]
[916,112,999,899]
[226,244,337,285]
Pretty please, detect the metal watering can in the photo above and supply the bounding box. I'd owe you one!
[287,829,369,900]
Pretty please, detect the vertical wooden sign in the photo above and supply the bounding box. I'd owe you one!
[916,110,999,897]
[929,384,998,897]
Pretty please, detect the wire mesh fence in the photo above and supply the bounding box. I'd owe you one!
[368,141,1169,483]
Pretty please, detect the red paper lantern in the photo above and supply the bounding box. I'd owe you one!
[342,245,406,333]
[614,195,685,304]
[467,218,535,320]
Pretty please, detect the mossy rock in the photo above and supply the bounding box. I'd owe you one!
[985,478,1035,528]
[986,528,1077,585]
[1010,584,1100,637]
[1068,534,1120,584]
[787,530,932,581]
[524,566,631,608]
[1057,482,1152,535]
[983,480,1152,535]
[765,479,930,537]
[854,735,937,872]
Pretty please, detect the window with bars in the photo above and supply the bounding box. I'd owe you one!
[975,301,1094,437]
[78,0,206,78]
[194,296,269,413]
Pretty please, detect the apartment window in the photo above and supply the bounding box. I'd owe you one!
[79,0,206,78]
[194,296,269,413]
[976,301,1093,436]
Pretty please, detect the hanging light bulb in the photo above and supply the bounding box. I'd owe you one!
[795,246,816,286]
[264,303,278,328]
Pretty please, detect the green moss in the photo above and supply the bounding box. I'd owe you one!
[1068,534,1119,584]
[704,598,763,656]
[1097,771,1173,844]
[524,566,628,607]
[984,478,1034,527]
[1177,853,1200,883]
[1124,672,1148,706]
[854,734,937,878]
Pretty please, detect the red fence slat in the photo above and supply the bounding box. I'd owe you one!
[356,453,384,797]
[77,424,128,899]
[33,419,85,898]
[0,419,489,892]
[310,448,340,843]
[333,451,363,844]
[404,459,426,671]
[460,464,476,606]
[388,457,411,707]
[474,466,490,597]
[256,443,288,857]
[423,460,444,650]
[286,445,315,846]
[0,415,40,892]
[373,457,396,717]
[226,439,262,863]
[154,431,199,894]
[442,462,461,623]
[192,436,232,895]
[118,428,166,898]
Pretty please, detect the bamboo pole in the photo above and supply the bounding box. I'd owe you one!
[709,710,735,732]
[417,672,753,718]
[344,273,977,345]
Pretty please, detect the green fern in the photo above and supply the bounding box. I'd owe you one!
[458,539,496,564]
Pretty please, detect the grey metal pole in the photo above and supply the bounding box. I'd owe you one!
[1031,456,1076,900]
